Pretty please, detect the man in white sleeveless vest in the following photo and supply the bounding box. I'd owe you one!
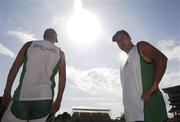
[112,30,168,122]
[1,28,66,122]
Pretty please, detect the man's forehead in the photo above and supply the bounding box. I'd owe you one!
[115,34,126,39]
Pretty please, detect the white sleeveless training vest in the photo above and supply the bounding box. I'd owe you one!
[120,45,144,122]
[13,40,60,101]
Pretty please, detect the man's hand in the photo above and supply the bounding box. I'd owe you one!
[50,100,61,113]
[2,92,12,108]
[141,92,151,105]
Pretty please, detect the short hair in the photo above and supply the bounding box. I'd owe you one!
[43,28,58,42]
[112,30,131,42]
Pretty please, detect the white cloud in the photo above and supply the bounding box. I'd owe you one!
[157,39,180,118]
[7,30,36,44]
[67,66,122,99]
[0,43,15,58]
[160,70,180,88]
[52,16,65,27]
[157,40,180,61]
[157,39,180,87]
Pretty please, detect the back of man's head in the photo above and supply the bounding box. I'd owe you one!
[43,28,58,42]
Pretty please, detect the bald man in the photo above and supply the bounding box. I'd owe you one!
[2,28,66,122]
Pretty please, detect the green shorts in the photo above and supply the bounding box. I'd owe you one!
[10,100,53,120]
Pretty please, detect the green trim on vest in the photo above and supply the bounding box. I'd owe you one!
[140,58,167,121]
[13,52,28,101]
[50,61,59,99]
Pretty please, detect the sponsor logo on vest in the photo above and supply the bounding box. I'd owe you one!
[33,44,56,53]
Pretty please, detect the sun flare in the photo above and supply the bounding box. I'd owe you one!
[66,0,102,48]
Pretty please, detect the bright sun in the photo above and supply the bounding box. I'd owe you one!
[66,0,102,48]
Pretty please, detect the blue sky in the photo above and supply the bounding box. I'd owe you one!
[0,0,180,119]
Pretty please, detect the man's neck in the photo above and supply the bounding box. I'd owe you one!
[126,44,134,54]
[44,39,55,44]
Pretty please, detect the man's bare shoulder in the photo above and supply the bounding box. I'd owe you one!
[138,41,152,48]
[137,41,157,53]
[59,50,66,64]
[60,50,65,58]
[24,41,33,48]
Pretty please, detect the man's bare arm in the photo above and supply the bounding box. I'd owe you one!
[139,41,167,95]
[2,41,32,106]
[51,50,66,113]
